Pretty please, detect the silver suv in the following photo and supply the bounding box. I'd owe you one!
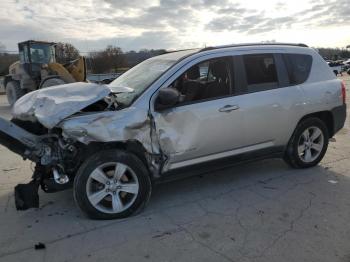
[0,43,346,219]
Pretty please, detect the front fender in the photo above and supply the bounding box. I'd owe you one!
[60,108,155,153]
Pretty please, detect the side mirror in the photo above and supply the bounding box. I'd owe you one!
[155,88,180,111]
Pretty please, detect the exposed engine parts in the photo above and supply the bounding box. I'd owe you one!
[0,117,84,209]
[53,168,69,185]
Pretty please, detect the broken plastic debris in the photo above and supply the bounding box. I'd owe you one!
[34,242,46,250]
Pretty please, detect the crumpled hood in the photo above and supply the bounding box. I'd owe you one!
[12,82,111,129]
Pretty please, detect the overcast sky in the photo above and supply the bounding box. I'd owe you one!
[1,0,349,52]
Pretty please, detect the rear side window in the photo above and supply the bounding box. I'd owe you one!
[283,54,312,85]
[243,54,278,92]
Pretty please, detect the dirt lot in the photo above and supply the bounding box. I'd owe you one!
[0,76,350,262]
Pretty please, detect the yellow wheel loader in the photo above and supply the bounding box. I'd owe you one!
[4,40,86,106]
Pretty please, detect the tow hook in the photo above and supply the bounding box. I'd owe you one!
[53,168,69,184]
[41,167,72,193]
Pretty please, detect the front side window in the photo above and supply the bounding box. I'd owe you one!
[243,54,278,92]
[171,57,233,104]
[283,54,312,85]
[19,46,29,63]
[19,50,25,63]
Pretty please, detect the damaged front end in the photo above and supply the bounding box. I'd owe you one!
[0,82,157,210]
[0,117,84,209]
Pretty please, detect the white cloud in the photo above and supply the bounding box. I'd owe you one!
[0,0,349,52]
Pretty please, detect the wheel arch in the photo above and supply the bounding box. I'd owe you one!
[84,140,153,178]
[296,111,334,138]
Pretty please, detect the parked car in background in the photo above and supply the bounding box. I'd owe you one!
[327,61,344,76]
[343,60,350,74]
[87,73,121,84]
[0,43,346,219]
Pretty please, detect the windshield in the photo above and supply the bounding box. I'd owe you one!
[109,58,176,106]
[30,44,55,64]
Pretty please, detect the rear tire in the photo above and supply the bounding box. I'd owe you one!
[6,81,25,106]
[74,149,152,220]
[284,118,329,168]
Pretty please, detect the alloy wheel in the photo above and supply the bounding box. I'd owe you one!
[297,126,324,163]
[86,162,139,214]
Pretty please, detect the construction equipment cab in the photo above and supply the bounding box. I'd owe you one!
[4,40,86,105]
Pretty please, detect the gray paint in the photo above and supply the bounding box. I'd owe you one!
[12,82,111,128]
[9,44,344,175]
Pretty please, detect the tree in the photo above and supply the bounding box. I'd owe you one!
[317,47,350,60]
[124,49,166,67]
[0,42,18,76]
[88,47,168,73]
[55,42,80,64]
[89,45,127,73]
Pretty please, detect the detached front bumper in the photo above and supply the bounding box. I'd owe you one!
[0,117,41,161]
[0,117,73,210]
[0,117,45,209]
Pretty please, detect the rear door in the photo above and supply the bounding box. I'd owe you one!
[233,53,305,148]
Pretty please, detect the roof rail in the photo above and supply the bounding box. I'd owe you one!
[165,48,199,54]
[200,42,308,52]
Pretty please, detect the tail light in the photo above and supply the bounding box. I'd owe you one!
[341,81,346,104]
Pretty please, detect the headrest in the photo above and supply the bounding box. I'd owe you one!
[187,65,200,79]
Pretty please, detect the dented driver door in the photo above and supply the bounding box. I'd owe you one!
[152,96,246,171]
[150,55,249,172]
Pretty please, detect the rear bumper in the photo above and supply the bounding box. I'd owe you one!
[331,104,347,135]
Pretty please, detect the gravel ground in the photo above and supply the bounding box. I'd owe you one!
[0,75,349,262]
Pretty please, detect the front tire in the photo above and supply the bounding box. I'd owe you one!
[6,81,25,106]
[74,149,152,220]
[284,118,329,168]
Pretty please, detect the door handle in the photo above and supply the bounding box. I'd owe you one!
[219,105,240,112]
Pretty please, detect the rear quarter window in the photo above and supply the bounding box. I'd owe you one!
[283,54,312,85]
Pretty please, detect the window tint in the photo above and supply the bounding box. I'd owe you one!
[243,54,278,89]
[171,57,232,104]
[283,54,312,85]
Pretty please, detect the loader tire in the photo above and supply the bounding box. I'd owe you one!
[6,81,25,106]
[40,77,66,88]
